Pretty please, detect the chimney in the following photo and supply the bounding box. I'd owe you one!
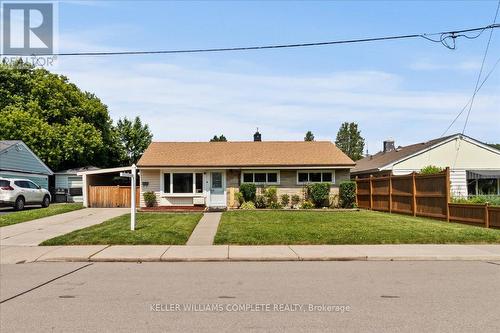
[253,128,261,142]
[383,138,395,153]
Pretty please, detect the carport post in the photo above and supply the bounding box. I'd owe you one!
[131,164,137,231]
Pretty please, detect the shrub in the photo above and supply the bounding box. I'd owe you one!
[255,195,267,208]
[240,201,256,210]
[239,183,256,202]
[291,194,300,207]
[234,191,244,205]
[268,202,283,209]
[339,181,356,208]
[307,183,330,208]
[280,194,290,207]
[300,200,315,209]
[263,186,278,205]
[452,195,500,206]
[420,165,444,175]
[143,191,157,207]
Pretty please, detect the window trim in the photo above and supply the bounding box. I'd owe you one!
[160,170,205,196]
[296,170,335,185]
[241,170,280,185]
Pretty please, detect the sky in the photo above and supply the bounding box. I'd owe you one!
[41,1,500,153]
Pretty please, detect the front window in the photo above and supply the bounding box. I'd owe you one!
[195,173,203,193]
[243,173,254,183]
[164,173,171,193]
[310,172,322,182]
[254,173,266,183]
[242,171,279,184]
[297,171,335,184]
[173,173,193,193]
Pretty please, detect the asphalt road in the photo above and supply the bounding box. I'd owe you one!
[1,261,499,332]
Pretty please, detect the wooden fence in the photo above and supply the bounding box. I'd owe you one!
[88,185,140,208]
[356,168,499,228]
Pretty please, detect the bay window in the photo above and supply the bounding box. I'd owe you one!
[163,172,204,194]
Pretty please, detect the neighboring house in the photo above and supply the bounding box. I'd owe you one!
[0,140,53,189]
[137,133,354,208]
[54,166,99,203]
[352,134,500,197]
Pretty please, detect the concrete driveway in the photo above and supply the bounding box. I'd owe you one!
[0,208,128,246]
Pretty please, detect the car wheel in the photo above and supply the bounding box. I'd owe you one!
[42,195,50,208]
[14,196,25,211]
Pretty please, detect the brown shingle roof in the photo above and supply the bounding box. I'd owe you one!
[352,134,457,175]
[138,141,354,168]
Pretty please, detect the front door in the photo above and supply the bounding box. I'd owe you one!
[209,171,226,207]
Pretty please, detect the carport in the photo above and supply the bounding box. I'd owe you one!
[78,166,140,208]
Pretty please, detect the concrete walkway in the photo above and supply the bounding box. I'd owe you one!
[186,212,222,245]
[0,208,128,246]
[1,244,500,264]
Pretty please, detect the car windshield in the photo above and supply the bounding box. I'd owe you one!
[0,180,10,187]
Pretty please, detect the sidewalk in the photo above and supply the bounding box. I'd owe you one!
[186,212,222,245]
[1,244,500,264]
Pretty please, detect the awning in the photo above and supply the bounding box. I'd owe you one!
[466,170,500,179]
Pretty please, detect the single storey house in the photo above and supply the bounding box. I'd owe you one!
[54,166,99,203]
[0,140,53,189]
[137,135,354,209]
[352,133,500,197]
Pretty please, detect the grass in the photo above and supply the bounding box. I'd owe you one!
[40,212,203,246]
[214,210,500,245]
[0,203,83,227]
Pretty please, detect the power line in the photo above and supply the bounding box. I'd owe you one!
[1,24,499,57]
[452,0,500,169]
[461,0,500,135]
[440,55,500,137]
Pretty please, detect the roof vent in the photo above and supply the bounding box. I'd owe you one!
[383,139,395,153]
[253,128,261,142]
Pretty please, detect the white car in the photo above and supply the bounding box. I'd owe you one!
[0,178,51,210]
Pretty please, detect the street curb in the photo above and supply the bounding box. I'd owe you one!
[3,244,500,264]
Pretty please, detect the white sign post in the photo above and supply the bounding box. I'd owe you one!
[120,164,137,231]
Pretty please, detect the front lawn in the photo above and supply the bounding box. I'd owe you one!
[40,212,202,246]
[0,203,83,227]
[214,210,500,245]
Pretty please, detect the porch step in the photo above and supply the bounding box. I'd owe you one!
[206,207,227,212]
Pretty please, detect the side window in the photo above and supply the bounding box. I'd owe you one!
[14,181,28,188]
[28,181,40,189]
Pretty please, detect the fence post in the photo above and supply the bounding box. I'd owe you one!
[412,172,417,216]
[485,203,490,228]
[355,176,359,207]
[369,175,373,210]
[388,173,392,213]
[445,167,450,222]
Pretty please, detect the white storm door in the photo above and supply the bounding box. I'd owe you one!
[209,171,226,207]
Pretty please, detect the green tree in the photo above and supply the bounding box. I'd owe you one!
[116,116,153,165]
[335,122,365,161]
[488,143,500,150]
[0,60,125,170]
[210,134,227,142]
[304,131,315,141]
